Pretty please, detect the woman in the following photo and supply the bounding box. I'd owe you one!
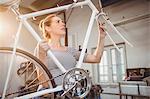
[34,14,106,86]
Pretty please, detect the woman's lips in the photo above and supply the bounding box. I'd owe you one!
[61,27,66,30]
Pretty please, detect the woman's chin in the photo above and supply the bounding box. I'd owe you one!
[61,33,66,36]
[61,31,66,35]
[56,31,66,36]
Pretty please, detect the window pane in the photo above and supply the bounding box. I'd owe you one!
[99,51,108,75]
[120,48,124,64]
[113,76,117,82]
[100,51,108,65]
[112,65,117,74]
[99,66,104,74]
[111,49,116,64]
[103,51,108,65]
[104,67,108,74]
[100,76,108,82]
[100,76,104,81]
[104,76,108,81]
[121,65,125,74]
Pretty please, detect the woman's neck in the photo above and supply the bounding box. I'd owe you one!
[48,39,67,51]
[48,38,61,48]
[48,34,67,51]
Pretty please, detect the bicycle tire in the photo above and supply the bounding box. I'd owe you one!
[0,47,56,98]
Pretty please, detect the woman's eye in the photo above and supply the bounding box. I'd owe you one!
[57,20,60,23]
[56,20,64,23]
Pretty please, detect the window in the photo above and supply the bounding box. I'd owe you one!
[97,43,127,83]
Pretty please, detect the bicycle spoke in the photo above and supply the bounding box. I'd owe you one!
[0,47,55,98]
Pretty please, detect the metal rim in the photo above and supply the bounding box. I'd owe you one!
[0,47,56,98]
[62,68,92,98]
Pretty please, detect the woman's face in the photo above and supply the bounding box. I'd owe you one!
[47,16,66,36]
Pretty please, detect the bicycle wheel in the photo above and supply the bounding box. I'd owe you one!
[0,47,56,98]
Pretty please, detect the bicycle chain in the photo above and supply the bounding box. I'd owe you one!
[5,72,66,97]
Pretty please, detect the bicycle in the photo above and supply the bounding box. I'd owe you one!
[0,0,133,98]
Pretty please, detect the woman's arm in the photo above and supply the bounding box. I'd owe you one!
[83,23,106,63]
[34,40,49,66]
[34,41,50,88]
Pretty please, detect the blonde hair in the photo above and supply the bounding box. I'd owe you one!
[39,14,56,41]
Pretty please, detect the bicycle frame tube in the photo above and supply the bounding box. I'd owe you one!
[2,22,23,99]
[76,11,97,68]
[14,85,63,99]
[19,0,89,19]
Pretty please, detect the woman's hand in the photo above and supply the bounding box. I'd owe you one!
[39,40,50,54]
[98,22,106,38]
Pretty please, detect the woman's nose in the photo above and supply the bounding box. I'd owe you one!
[62,22,65,26]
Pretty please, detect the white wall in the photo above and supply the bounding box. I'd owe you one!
[0,10,37,53]
[0,9,39,95]
[103,0,150,68]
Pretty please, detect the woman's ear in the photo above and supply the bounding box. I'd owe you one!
[45,26,51,32]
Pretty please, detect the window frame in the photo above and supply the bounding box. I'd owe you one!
[94,42,127,84]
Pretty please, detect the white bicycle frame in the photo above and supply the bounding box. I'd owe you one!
[2,0,133,99]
